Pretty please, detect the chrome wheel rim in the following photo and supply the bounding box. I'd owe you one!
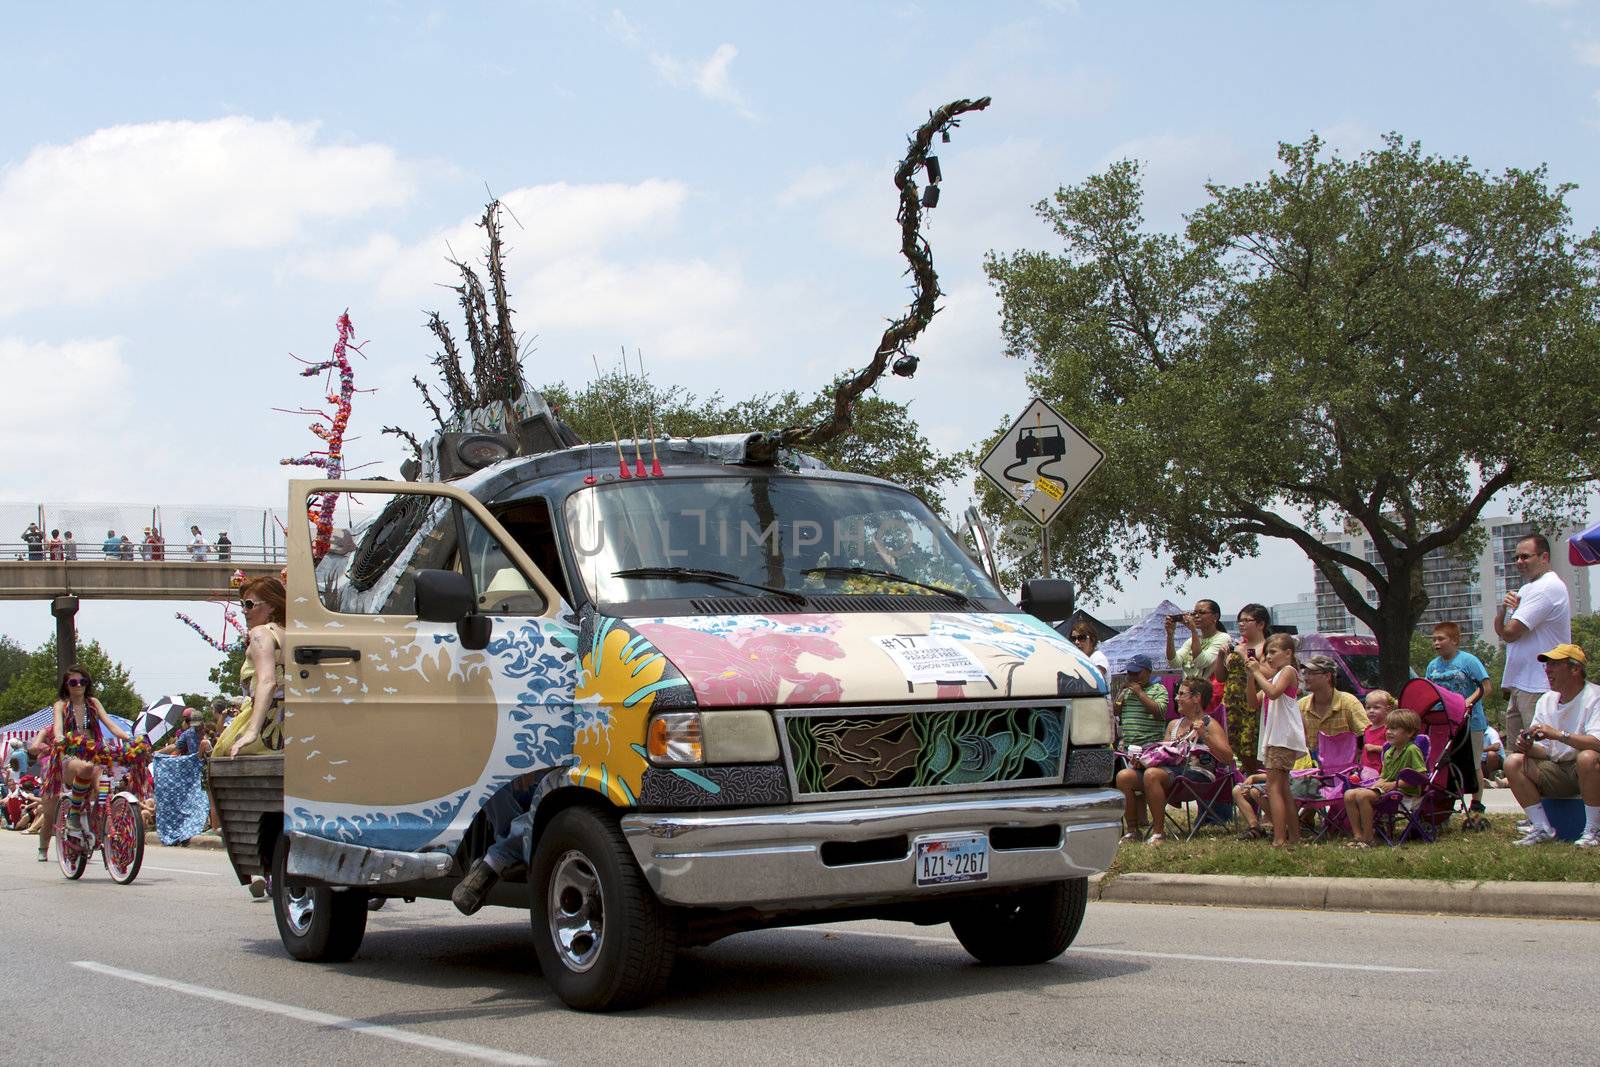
[547,851,603,972]
[285,884,315,936]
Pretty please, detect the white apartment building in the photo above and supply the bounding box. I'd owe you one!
[1313,517,1593,644]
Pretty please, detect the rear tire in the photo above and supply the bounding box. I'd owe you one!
[529,805,676,1011]
[950,878,1088,965]
[54,802,87,880]
[271,835,369,962]
[104,794,145,884]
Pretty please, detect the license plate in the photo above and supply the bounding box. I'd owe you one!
[914,833,990,886]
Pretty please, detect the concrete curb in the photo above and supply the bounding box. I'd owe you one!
[143,831,225,850]
[1091,872,1600,920]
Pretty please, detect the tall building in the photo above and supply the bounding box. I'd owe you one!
[1313,517,1592,643]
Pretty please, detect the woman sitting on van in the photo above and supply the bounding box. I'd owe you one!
[218,576,287,757]
[1114,676,1234,845]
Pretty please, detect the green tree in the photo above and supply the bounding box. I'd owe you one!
[0,636,144,724]
[0,635,29,695]
[984,135,1600,688]
[208,645,246,698]
[542,372,964,510]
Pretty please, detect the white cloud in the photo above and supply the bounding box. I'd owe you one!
[299,178,756,369]
[0,117,414,316]
[651,43,755,118]
[0,337,132,495]
[607,10,755,118]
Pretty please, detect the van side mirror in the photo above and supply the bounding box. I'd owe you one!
[415,570,492,651]
[416,570,474,623]
[1020,578,1075,623]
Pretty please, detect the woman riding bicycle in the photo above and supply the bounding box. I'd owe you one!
[49,665,133,838]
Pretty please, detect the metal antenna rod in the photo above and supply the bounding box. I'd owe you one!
[621,346,647,479]
[593,354,632,479]
[637,348,663,477]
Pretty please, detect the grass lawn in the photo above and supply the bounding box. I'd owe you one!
[1107,813,1600,883]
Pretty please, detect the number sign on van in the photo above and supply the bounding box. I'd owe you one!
[873,635,990,685]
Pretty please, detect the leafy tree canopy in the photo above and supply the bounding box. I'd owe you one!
[984,134,1600,686]
[0,635,144,725]
[0,635,28,696]
[542,371,964,510]
[209,645,246,699]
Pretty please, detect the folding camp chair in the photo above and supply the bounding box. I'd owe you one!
[1292,731,1364,842]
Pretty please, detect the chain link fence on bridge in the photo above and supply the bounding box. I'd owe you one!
[0,502,296,563]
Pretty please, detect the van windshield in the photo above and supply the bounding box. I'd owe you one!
[564,476,1001,605]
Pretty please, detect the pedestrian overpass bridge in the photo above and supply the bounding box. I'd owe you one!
[3,499,290,672]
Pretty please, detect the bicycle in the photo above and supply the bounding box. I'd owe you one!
[52,741,149,885]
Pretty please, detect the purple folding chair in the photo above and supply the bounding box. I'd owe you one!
[1293,731,1363,841]
[1162,705,1241,841]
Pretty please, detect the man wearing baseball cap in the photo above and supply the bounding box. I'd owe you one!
[1505,644,1600,847]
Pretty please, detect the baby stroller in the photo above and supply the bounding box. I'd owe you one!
[1375,679,1468,843]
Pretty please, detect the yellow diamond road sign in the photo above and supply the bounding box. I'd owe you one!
[979,398,1105,526]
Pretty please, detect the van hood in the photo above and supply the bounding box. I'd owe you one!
[626,610,1104,708]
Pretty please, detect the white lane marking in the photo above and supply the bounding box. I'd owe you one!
[72,961,551,1065]
[141,865,222,876]
[817,928,1436,974]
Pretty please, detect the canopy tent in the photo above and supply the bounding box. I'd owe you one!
[1098,599,1196,676]
[0,707,136,746]
[1570,521,1600,567]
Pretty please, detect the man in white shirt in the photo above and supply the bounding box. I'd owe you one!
[1494,534,1572,741]
[1505,644,1600,847]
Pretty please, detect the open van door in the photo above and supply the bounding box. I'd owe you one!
[281,479,578,859]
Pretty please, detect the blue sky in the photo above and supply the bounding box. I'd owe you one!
[3,1,1598,697]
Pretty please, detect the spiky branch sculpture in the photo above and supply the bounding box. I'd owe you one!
[415,200,531,422]
[779,95,990,449]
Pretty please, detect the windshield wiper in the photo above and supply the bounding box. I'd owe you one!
[799,565,972,604]
[611,566,807,603]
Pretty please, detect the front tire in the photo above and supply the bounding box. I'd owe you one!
[104,794,145,884]
[529,805,676,1011]
[271,835,369,962]
[54,802,87,880]
[950,878,1088,965]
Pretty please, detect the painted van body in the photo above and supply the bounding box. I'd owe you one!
[215,438,1120,1009]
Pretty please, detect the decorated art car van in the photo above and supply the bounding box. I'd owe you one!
[209,435,1121,1010]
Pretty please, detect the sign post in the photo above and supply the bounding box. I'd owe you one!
[978,398,1105,578]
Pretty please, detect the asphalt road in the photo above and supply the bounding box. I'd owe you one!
[1,828,1591,1065]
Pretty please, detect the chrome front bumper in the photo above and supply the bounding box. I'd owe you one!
[619,788,1122,909]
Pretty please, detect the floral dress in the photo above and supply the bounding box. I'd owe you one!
[1222,649,1260,773]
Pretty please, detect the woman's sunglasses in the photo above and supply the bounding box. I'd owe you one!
[240,599,258,611]
[1069,634,1091,643]
[66,678,86,687]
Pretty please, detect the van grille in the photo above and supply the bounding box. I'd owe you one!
[781,703,1066,801]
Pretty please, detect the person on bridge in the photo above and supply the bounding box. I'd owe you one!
[188,526,207,562]
[50,665,134,839]
[63,531,76,561]
[20,523,44,560]
[119,535,134,560]
[103,529,119,559]
[47,529,64,560]
[216,576,286,757]
[216,531,232,562]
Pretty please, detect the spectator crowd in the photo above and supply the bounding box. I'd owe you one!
[13,523,233,562]
[1080,533,1599,851]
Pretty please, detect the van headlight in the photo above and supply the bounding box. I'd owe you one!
[1068,696,1112,746]
[647,710,780,765]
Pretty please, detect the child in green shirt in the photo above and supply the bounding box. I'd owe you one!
[1342,709,1427,848]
